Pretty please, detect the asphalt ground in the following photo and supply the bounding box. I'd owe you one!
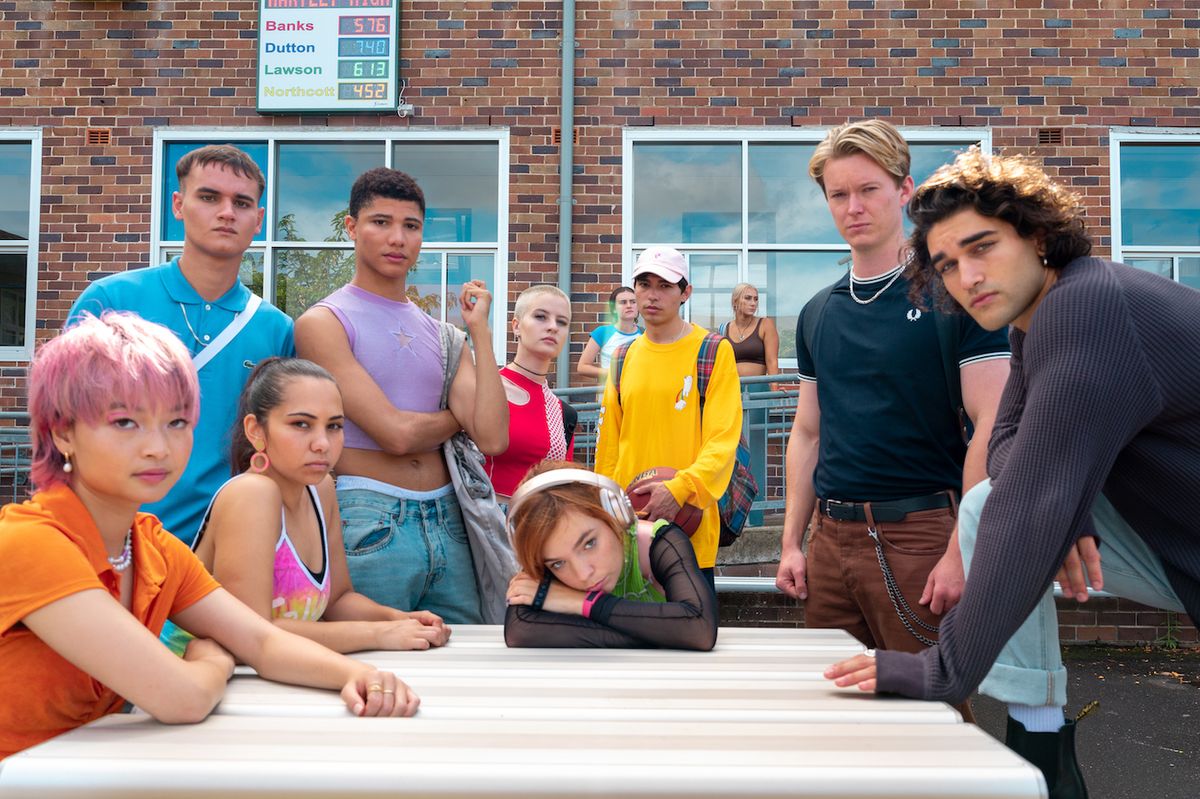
[971,646,1200,799]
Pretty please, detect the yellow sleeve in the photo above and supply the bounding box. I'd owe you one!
[594,366,623,480]
[663,339,742,510]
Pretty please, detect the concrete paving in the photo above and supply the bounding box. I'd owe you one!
[972,646,1200,799]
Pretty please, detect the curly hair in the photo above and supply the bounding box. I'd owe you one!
[904,147,1092,312]
[348,167,426,218]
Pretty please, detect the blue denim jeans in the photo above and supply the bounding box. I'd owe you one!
[959,479,1184,707]
[337,476,484,624]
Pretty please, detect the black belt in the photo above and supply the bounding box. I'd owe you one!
[818,492,952,523]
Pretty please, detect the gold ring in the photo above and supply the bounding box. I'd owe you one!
[382,688,396,695]
[367,684,383,693]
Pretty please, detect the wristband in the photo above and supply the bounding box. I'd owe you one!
[531,572,553,611]
[582,589,605,618]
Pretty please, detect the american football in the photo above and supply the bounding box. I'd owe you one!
[625,467,704,536]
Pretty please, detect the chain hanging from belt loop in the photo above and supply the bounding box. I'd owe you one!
[863,503,940,648]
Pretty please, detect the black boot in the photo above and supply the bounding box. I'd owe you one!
[1005,716,1089,799]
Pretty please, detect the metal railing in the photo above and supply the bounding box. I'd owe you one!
[0,411,32,505]
[0,375,802,516]
[554,373,803,517]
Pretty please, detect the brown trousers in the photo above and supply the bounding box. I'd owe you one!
[805,504,954,654]
[805,502,975,721]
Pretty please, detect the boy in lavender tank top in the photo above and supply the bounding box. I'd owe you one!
[295,168,509,624]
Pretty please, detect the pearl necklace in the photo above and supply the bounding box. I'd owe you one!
[108,529,133,572]
[848,264,903,305]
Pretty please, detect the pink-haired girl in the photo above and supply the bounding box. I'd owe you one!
[0,313,418,761]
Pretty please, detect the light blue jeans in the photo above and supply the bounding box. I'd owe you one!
[337,476,484,624]
[959,479,1184,707]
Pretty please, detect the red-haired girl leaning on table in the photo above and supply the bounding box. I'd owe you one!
[503,461,717,650]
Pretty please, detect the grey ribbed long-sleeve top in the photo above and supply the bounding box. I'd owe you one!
[877,258,1200,704]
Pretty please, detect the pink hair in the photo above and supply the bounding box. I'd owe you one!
[29,312,200,490]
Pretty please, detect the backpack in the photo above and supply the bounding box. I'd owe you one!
[612,333,759,547]
[799,281,970,444]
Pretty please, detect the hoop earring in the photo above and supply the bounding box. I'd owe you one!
[249,441,270,474]
[62,452,73,474]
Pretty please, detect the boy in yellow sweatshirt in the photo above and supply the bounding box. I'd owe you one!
[595,246,743,584]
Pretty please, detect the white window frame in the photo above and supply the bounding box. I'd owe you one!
[621,127,991,366]
[1109,126,1200,277]
[151,128,510,358]
[0,129,42,362]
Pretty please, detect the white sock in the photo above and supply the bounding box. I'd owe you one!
[1009,703,1066,733]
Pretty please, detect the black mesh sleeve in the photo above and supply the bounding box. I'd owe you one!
[503,524,718,650]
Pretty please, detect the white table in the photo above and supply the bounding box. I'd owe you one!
[0,627,1046,798]
[218,626,959,724]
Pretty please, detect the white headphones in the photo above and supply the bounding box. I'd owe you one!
[505,468,636,546]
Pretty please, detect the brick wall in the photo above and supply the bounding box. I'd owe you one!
[718,590,1200,648]
[1,0,1198,414]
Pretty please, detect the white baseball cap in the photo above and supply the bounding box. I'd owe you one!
[634,246,688,285]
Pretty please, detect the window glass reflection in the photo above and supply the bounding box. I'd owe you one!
[748,144,836,244]
[1179,257,1200,290]
[276,142,382,242]
[749,251,850,360]
[1120,145,1200,246]
[401,252,495,328]
[633,144,741,243]
[907,143,973,233]
[1124,257,1173,280]
[392,143,499,243]
[686,254,740,331]
[163,247,264,296]
[445,253,495,328]
[161,142,268,243]
[909,143,970,189]
[0,143,32,241]
[0,253,27,347]
[272,248,355,319]
[406,253,444,321]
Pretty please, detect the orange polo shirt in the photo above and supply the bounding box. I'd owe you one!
[0,485,219,759]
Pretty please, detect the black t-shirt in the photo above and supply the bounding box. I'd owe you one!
[795,268,1010,502]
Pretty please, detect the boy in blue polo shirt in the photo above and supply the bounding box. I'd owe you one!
[68,145,294,543]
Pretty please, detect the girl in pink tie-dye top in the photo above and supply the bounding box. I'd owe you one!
[174,358,452,654]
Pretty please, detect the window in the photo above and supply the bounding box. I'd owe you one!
[153,130,509,356]
[0,131,41,359]
[1111,129,1200,290]
[624,129,989,364]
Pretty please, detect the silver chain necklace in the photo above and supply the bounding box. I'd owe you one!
[178,302,208,349]
[848,264,903,305]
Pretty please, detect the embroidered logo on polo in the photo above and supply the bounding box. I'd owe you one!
[906,308,922,322]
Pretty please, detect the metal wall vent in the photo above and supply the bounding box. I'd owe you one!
[1037,128,1063,146]
[552,126,580,145]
